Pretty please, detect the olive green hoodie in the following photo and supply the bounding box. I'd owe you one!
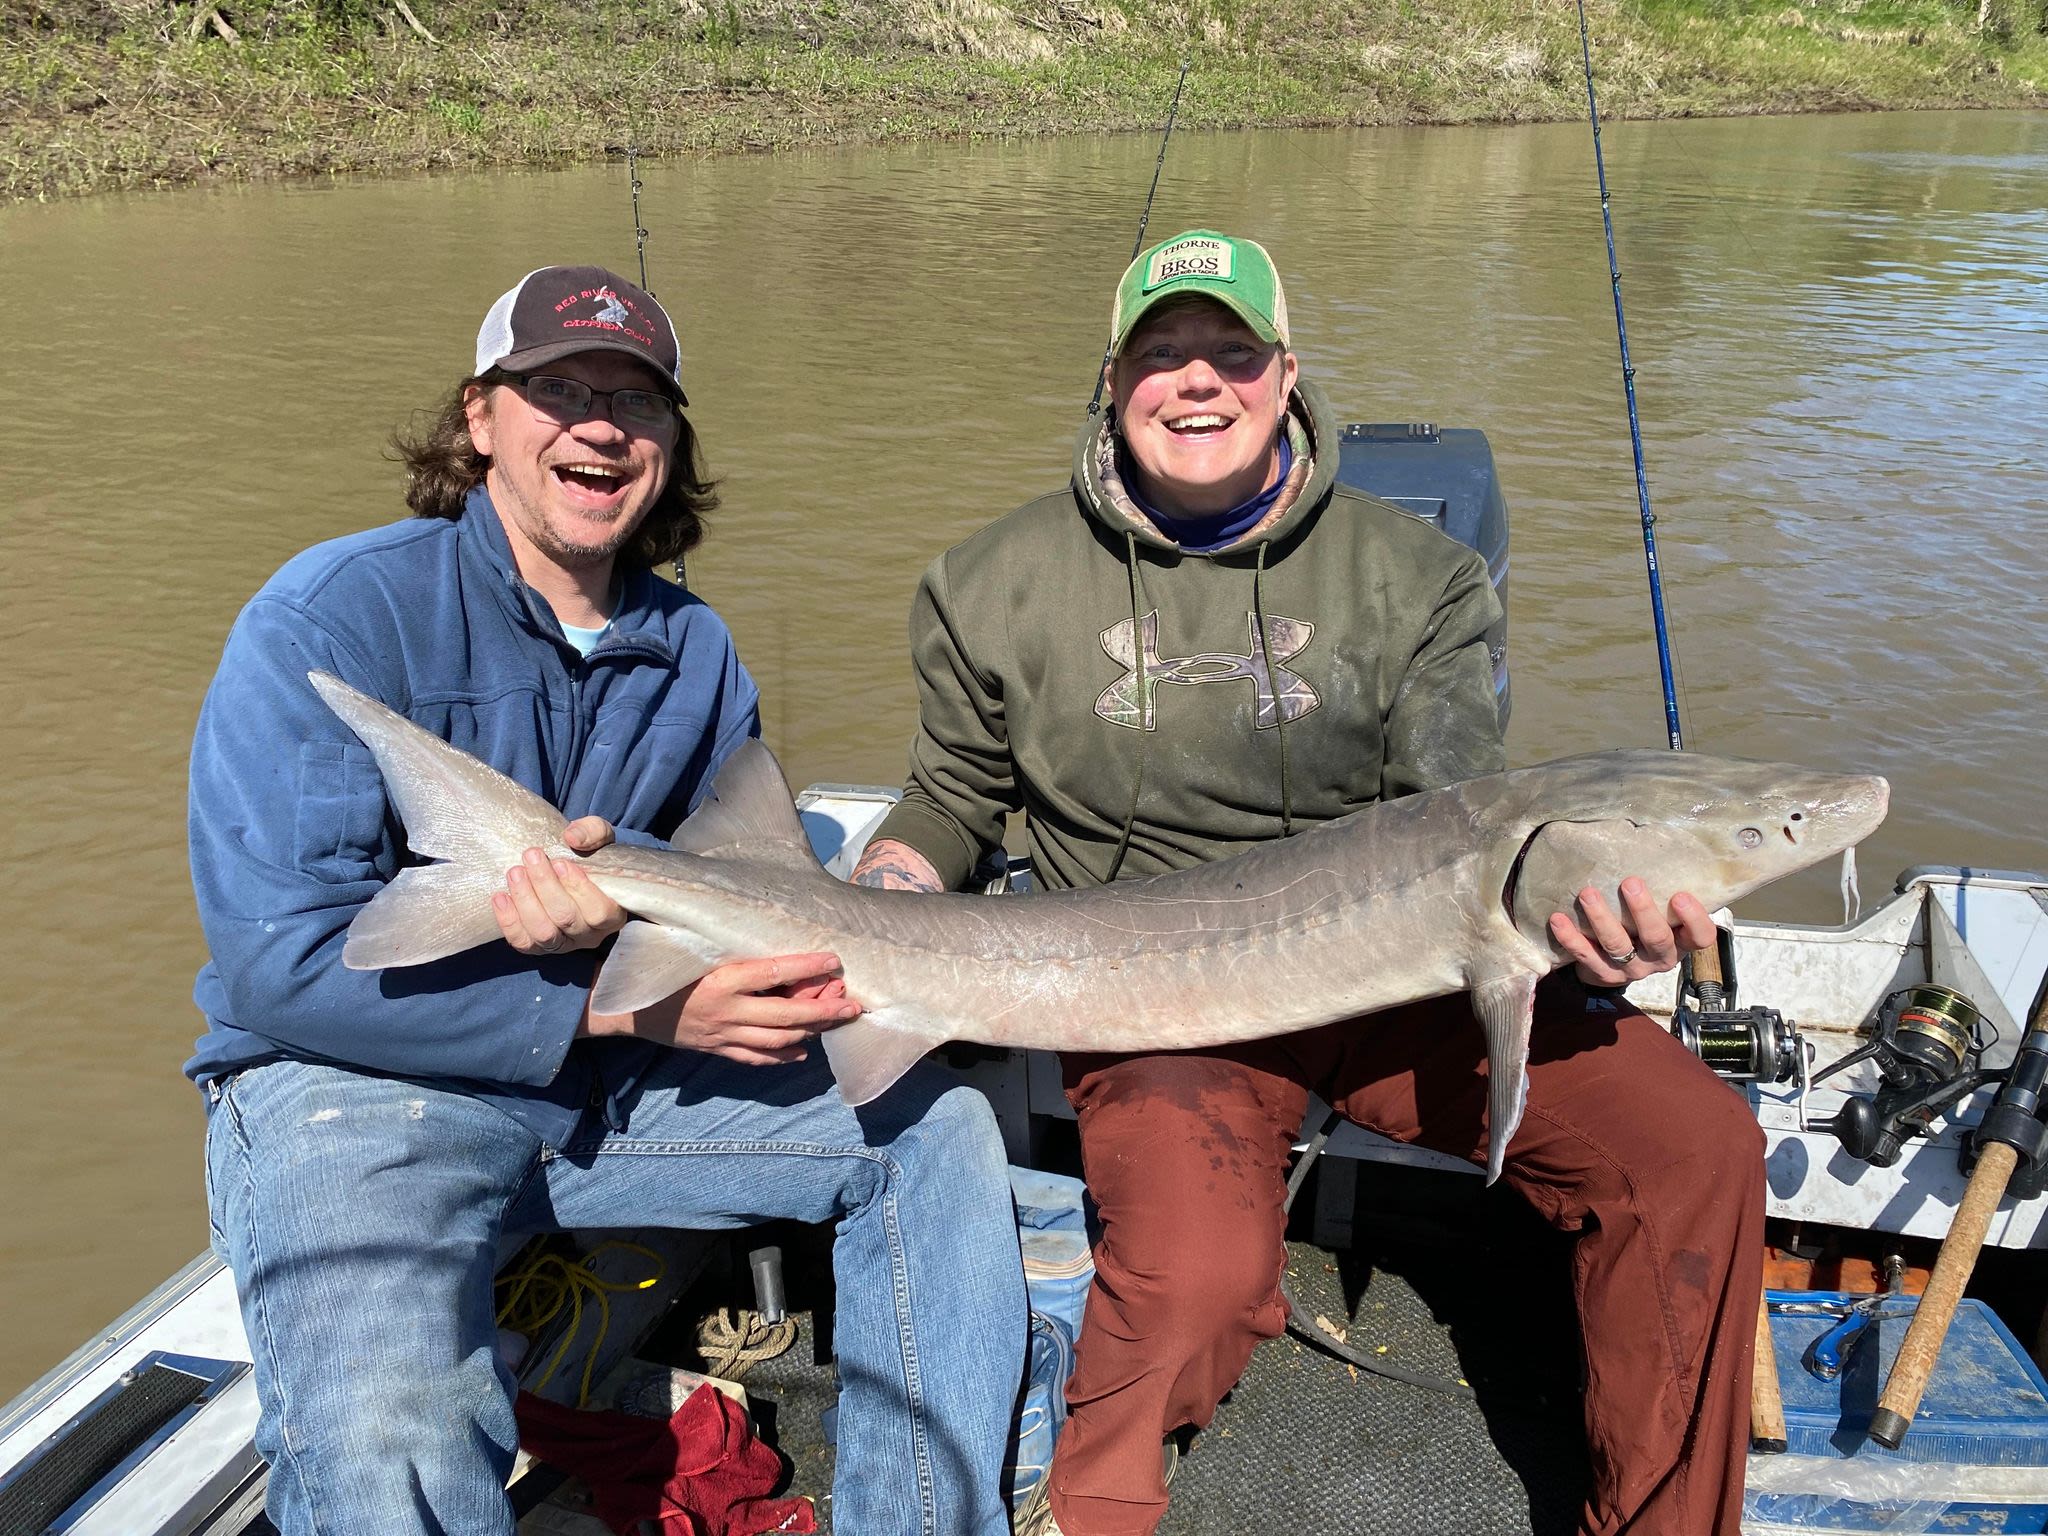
[874,380,1506,893]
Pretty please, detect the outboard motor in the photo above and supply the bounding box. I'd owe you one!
[1334,423,1511,729]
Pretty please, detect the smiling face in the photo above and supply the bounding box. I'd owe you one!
[464,350,676,582]
[1109,296,1300,518]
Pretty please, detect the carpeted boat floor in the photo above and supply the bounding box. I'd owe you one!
[675,1161,1594,1535]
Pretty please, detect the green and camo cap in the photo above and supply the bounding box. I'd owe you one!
[1109,230,1291,356]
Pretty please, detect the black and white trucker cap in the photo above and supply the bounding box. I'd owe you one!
[474,266,687,404]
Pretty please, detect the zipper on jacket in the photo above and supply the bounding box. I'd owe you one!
[562,655,588,787]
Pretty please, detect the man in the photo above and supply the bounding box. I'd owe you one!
[853,231,1766,1536]
[187,265,1025,1536]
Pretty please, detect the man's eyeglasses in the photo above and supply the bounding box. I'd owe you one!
[491,371,681,436]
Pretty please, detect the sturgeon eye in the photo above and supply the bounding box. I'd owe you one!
[1739,827,1764,849]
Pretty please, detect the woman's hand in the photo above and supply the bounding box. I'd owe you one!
[1549,877,1718,989]
[584,953,864,1066]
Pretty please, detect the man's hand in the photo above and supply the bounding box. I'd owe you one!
[1549,877,1718,990]
[851,837,946,893]
[583,953,863,1066]
[493,816,627,956]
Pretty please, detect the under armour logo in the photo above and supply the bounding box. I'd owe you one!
[1096,610,1322,732]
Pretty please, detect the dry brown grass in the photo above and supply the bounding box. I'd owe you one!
[3,0,2043,200]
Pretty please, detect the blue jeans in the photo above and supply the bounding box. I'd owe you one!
[205,1050,1026,1536]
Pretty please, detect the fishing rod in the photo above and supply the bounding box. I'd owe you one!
[1573,0,1682,754]
[1573,4,1797,1454]
[1086,57,1191,417]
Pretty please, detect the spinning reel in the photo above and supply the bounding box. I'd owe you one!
[1810,984,1998,1170]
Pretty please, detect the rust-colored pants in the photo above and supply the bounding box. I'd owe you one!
[1050,976,1765,1536]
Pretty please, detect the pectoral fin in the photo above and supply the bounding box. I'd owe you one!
[1472,973,1541,1186]
[590,921,729,1015]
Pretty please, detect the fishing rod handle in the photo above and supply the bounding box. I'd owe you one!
[1690,941,1727,1009]
[1751,1292,1787,1453]
[1870,986,2048,1447]
[1869,1139,2017,1448]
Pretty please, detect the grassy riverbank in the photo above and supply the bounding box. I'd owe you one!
[5,0,2045,200]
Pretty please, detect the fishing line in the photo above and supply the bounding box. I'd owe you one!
[620,134,693,589]
[1086,57,1191,417]
[1282,18,1715,1399]
[1644,118,1769,270]
[1281,1113,1479,1399]
[1621,107,1783,752]
[627,138,652,294]
[1076,55,1484,1398]
[1575,0,1687,751]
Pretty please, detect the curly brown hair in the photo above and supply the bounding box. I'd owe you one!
[392,374,719,568]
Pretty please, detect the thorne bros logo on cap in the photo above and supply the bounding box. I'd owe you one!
[1109,229,1291,357]
[1145,236,1234,288]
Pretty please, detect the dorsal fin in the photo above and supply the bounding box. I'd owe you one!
[671,739,818,868]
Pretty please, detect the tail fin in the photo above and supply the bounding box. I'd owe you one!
[308,671,568,970]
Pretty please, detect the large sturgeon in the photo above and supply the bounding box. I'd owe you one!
[308,671,1887,1180]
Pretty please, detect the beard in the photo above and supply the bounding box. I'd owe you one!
[494,468,652,571]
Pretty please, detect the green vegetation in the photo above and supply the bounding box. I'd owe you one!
[3,0,2043,200]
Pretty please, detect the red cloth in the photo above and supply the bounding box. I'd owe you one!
[515,1384,816,1536]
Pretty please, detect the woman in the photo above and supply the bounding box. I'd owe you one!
[857,230,1762,1536]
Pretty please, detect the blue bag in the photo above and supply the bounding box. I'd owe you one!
[1005,1167,1095,1512]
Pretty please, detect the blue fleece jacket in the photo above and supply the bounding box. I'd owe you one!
[185,488,760,1146]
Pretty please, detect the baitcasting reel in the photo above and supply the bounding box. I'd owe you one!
[1674,1007,1805,1085]
[1811,983,1995,1169]
[1674,929,1808,1088]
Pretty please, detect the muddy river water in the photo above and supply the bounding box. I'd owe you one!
[2,108,2042,1396]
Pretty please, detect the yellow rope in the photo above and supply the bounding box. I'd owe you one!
[494,1240,666,1408]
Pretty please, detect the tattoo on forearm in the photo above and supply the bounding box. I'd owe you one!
[851,851,944,893]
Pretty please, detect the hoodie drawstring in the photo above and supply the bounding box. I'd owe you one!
[1101,528,1151,885]
[1253,542,1294,838]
